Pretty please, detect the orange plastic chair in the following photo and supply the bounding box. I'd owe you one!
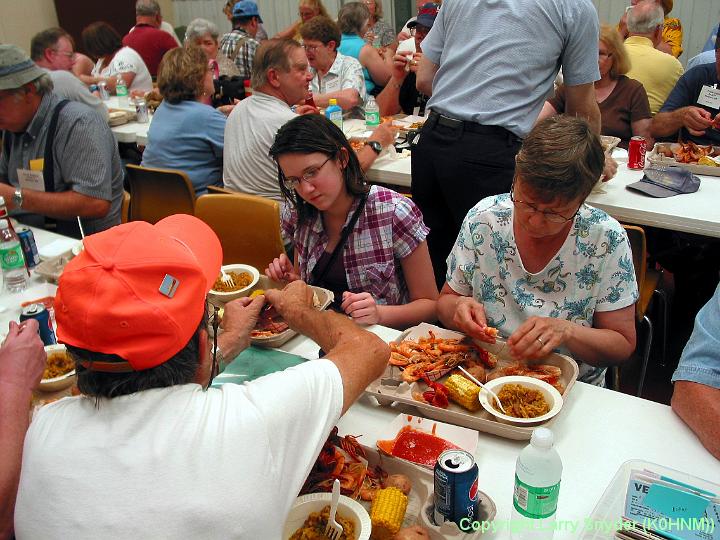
[619,225,668,396]
[207,185,235,195]
[194,193,286,269]
[125,164,196,224]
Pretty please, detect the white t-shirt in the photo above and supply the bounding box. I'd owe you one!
[92,46,153,94]
[15,359,344,539]
[223,91,296,202]
[46,69,109,120]
[310,52,367,119]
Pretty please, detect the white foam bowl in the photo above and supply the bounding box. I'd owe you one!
[208,264,260,302]
[479,375,563,426]
[38,344,76,393]
[283,492,371,540]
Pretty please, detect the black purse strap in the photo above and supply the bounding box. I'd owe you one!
[311,193,368,287]
[42,99,70,193]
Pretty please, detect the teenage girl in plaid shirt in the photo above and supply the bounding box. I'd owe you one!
[266,114,438,328]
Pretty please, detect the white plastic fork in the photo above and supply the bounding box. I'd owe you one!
[457,365,509,415]
[325,478,344,540]
[220,268,234,288]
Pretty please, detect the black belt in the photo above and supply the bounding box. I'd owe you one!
[426,110,522,142]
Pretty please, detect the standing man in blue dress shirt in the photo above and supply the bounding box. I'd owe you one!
[413,0,602,286]
[671,281,720,460]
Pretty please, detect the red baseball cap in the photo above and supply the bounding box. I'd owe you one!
[55,215,222,371]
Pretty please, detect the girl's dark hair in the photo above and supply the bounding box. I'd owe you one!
[82,21,122,59]
[269,114,369,224]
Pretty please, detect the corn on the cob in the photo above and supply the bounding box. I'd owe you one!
[370,487,408,539]
[446,373,481,411]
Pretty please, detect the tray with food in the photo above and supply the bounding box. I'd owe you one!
[392,115,426,132]
[249,276,333,347]
[365,323,578,440]
[646,141,720,177]
[288,421,495,540]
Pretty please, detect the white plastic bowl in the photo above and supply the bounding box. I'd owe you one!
[479,375,563,426]
[283,492,371,540]
[38,344,76,393]
[208,264,260,302]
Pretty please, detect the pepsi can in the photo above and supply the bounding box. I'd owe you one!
[434,450,480,530]
[17,228,39,268]
[19,304,57,345]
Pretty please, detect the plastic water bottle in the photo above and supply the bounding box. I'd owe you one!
[0,219,27,293]
[365,96,380,128]
[510,428,562,540]
[116,74,129,107]
[325,98,343,130]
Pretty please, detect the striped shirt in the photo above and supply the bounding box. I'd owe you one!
[282,185,429,305]
[0,93,123,234]
[219,29,259,80]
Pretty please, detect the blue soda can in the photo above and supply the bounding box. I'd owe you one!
[19,304,57,345]
[434,449,480,530]
[17,228,39,268]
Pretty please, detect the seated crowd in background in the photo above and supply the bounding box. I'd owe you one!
[4,1,720,538]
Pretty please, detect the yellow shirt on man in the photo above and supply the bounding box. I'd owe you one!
[624,35,684,115]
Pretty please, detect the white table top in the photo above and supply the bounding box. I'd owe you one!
[277,327,720,539]
[107,96,151,145]
[5,227,719,538]
[363,141,720,238]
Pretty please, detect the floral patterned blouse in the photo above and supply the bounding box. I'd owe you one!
[446,194,639,386]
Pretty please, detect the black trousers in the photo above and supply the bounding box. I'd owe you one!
[410,114,522,287]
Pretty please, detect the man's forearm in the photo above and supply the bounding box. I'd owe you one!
[0,383,33,540]
[651,110,683,138]
[376,77,403,116]
[286,306,366,354]
[0,184,110,219]
[671,381,720,459]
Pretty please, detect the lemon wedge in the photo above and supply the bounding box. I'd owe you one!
[249,289,265,298]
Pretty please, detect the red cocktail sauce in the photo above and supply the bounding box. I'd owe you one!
[377,425,459,467]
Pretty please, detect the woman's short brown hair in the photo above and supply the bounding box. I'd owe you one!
[515,116,604,204]
[600,24,630,79]
[300,16,341,47]
[81,21,122,59]
[157,46,208,104]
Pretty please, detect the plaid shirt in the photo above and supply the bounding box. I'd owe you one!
[282,185,429,305]
[219,28,259,79]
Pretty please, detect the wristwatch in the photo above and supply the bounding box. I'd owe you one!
[367,140,383,155]
[12,188,23,210]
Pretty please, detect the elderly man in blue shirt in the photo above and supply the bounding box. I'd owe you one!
[671,281,720,460]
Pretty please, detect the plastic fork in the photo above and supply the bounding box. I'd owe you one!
[324,478,344,540]
[220,268,234,288]
[457,365,508,415]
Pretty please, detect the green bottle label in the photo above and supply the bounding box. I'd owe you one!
[0,244,25,270]
[117,84,128,97]
[366,110,380,126]
[513,474,560,519]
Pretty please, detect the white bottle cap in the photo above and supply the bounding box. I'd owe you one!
[531,427,554,449]
[0,219,8,229]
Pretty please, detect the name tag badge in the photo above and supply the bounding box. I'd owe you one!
[16,169,46,192]
[325,78,341,93]
[697,85,720,109]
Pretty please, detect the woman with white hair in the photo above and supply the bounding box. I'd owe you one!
[185,18,220,62]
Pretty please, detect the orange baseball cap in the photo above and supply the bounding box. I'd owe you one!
[55,215,222,371]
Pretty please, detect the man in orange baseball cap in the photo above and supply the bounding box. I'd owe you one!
[14,214,389,539]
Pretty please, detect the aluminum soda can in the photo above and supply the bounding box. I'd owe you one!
[434,450,480,531]
[19,304,57,346]
[135,97,149,123]
[628,136,646,170]
[17,228,39,268]
[98,81,109,101]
